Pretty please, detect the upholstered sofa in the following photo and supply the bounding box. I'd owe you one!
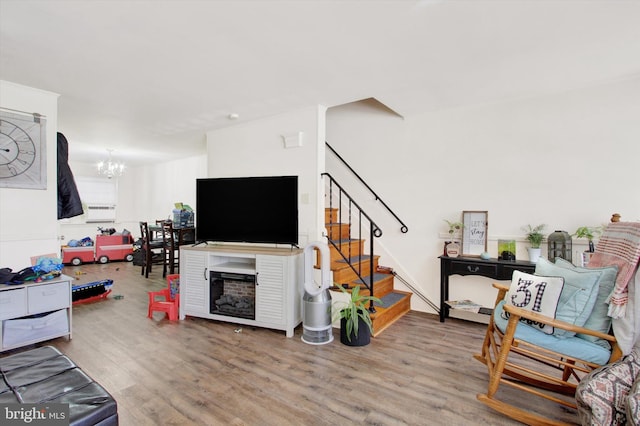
[0,346,118,425]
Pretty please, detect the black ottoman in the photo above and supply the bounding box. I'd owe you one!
[0,346,118,426]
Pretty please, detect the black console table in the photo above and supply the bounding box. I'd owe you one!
[439,255,536,322]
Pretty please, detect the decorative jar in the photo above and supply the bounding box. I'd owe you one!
[547,230,572,263]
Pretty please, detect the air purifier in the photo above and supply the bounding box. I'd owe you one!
[301,241,333,345]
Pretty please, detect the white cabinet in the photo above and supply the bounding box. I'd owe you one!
[0,276,72,352]
[180,249,209,316]
[180,245,302,337]
[256,255,296,327]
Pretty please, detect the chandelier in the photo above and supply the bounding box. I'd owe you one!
[97,149,125,179]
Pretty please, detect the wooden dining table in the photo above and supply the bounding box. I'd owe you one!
[148,224,196,246]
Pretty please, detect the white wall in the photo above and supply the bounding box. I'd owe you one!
[63,154,207,242]
[0,81,59,269]
[327,77,640,313]
[122,155,207,234]
[206,105,327,247]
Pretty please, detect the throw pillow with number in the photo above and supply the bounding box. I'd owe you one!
[503,270,565,335]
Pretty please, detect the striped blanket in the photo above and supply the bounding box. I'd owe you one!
[588,222,640,318]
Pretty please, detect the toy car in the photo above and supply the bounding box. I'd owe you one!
[62,233,134,265]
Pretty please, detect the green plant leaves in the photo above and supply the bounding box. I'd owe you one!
[523,224,546,248]
[333,284,382,341]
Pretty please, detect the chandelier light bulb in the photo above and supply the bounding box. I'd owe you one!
[97,149,125,179]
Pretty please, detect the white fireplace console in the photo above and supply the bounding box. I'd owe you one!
[179,244,303,337]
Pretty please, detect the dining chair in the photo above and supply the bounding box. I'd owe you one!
[154,219,167,240]
[139,221,165,278]
[161,220,179,276]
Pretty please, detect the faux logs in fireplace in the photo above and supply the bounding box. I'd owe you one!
[210,271,256,320]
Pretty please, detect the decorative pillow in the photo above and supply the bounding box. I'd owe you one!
[575,349,640,426]
[627,374,640,426]
[553,258,618,346]
[503,270,564,335]
[535,257,602,338]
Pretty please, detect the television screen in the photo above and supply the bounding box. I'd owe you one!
[196,176,298,245]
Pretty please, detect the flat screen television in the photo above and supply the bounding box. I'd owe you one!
[196,176,298,245]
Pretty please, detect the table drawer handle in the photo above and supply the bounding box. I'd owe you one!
[467,266,480,273]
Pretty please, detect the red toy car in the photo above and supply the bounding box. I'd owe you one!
[62,233,134,265]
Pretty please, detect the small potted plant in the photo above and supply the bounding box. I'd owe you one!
[332,284,381,346]
[523,224,546,262]
[444,219,464,257]
[572,226,602,253]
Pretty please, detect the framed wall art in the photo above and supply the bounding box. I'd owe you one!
[461,210,488,256]
[0,109,47,189]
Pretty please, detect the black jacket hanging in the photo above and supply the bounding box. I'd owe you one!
[57,132,83,219]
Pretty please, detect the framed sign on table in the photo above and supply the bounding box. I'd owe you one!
[461,210,488,256]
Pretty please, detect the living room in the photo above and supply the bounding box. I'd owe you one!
[2,1,640,309]
[2,77,639,315]
[1,1,640,424]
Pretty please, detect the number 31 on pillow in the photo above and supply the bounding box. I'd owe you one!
[503,271,565,334]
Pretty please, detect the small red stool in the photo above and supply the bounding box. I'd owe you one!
[148,274,180,321]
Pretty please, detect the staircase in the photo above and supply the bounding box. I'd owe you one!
[324,207,412,337]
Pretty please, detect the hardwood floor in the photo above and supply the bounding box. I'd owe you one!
[4,261,579,425]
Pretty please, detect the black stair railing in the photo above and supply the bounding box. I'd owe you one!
[326,142,408,234]
[323,172,380,313]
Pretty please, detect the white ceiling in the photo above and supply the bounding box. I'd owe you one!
[2,0,640,166]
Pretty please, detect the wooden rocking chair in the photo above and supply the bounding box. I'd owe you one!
[475,219,640,425]
[475,281,622,425]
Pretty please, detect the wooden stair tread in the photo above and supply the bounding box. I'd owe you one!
[316,255,378,269]
[328,238,363,244]
[331,255,379,269]
[370,290,412,337]
[350,272,393,286]
[334,274,395,301]
[325,222,348,228]
[334,254,375,263]
[325,223,350,238]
